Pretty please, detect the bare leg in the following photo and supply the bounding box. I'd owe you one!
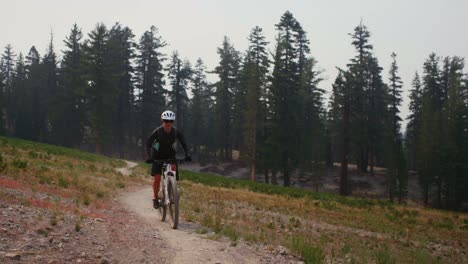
[153,174,161,199]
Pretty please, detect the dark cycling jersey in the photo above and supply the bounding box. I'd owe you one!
[145,126,189,160]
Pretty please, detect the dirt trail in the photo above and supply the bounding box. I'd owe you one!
[119,162,290,264]
[116,160,139,176]
[122,187,271,264]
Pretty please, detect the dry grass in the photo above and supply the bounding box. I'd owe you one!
[0,136,147,212]
[178,176,468,263]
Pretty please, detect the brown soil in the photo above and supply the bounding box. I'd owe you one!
[1,162,302,264]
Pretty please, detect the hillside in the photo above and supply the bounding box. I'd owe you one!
[1,136,467,263]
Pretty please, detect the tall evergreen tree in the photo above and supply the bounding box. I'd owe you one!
[58,24,87,147]
[43,33,59,143]
[294,19,326,179]
[440,56,466,209]
[135,26,167,157]
[242,26,269,181]
[82,23,119,154]
[1,45,16,135]
[331,70,352,195]
[25,46,43,141]
[386,52,406,203]
[347,22,374,174]
[298,57,325,175]
[213,36,241,160]
[11,53,27,137]
[406,72,422,171]
[418,53,442,206]
[188,58,213,157]
[167,51,191,132]
[0,64,4,134]
[108,23,136,157]
[269,11,304,187]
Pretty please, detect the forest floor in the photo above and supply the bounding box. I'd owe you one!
[180,161,422,202]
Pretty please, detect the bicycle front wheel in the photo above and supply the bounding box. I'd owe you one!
[167,176,179,229]
[158,191,166,222]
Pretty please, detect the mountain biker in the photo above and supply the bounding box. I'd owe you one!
[145,110,191,209]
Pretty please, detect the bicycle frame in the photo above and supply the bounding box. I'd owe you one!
[155,159,183,229]
[161,162,177,206]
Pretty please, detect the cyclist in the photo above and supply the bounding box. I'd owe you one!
[145,110,191,209]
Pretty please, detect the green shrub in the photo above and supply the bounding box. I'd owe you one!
[0,153,7,172]
[58,176,70,188]
[375,246,396,264]
[291,236,325,264]
[12,159,27,169]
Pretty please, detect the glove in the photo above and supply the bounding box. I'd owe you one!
[145,159,154,164]
[184,155,192,162]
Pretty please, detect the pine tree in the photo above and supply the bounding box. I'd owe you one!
[189,58,213,159]
[406,72,422,171]
[1,45,16,135]
[386,52,406,203]
[135,26,167,157]
[299,57,325,166]
[347,22,374,174]
[43,33,59,143]
[0,65,4,134]
[108,23,136,158]
[268,11,305,187]
[332,70,352,195]
[59,24,87,148]
[11,53,27,137]
[24,46,43,141]
[294,19,326,181]
[441,56,466,209]
[243,26,269,181]
[82,23,119,154]
[418,53,442,206]
[230,53,245,155]
[167,51,191,132]
[213,36,241,160]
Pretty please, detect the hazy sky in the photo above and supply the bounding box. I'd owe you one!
[1,0,467,125]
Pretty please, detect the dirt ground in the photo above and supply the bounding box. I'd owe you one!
[0,161,302,263]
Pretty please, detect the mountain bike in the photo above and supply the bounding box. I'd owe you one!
[155,159,184,229]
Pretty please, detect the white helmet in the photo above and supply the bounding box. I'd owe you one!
[161,110,176,120]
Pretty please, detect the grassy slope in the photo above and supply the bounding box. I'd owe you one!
[0,136,148,214]
[176,171,468,263]
[1,136,466,263]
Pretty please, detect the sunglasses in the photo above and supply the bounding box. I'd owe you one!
[163,120,174,123]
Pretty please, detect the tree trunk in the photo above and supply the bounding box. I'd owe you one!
[283,152,290,187]
[283,169,290,187]
[437,177,442,208]
[325,129,333,168]
[340,101,350,196]
[251,162,256,182]
[423,185,429,207]
[369,146,375,177]
[251,143,256,182]
[272,170,278,185]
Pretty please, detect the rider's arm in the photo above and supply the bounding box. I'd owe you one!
[176,130,189,156]
[145,128,159,158]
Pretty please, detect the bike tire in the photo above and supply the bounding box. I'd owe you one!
[167,176,179,229]
[158,191,167,222]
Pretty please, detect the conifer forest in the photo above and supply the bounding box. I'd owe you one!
[1,12,466,210]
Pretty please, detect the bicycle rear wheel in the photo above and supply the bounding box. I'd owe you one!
[167,176,179,229]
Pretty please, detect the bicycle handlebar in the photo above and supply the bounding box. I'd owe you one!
[152,159,185,163]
